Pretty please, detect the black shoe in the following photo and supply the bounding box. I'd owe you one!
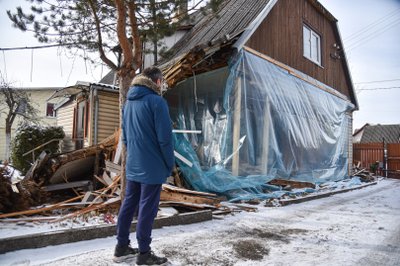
[136,250,168,265]
[113,244,139,263]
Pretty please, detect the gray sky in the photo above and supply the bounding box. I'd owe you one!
[319,0,400,130]
[0,1,105,88]
[1,0,399,131]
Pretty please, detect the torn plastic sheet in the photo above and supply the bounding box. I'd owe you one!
[169,49,354,201]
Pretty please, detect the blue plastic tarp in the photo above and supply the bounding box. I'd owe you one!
[169,49,354,201]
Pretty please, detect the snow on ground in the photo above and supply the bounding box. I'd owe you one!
[0,164,23,184]
[0,177,366,238]
[1,178,399,266]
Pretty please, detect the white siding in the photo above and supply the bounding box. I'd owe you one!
[97,91,120,143]
[57,101,76,152]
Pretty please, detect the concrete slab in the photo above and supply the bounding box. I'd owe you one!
[0,210,212,254]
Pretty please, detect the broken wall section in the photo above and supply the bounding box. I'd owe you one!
[167,49,354,201]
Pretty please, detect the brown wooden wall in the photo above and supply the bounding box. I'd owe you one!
[353,143,384,169]
[245,0,351,99]
[388,143,400,176]
[353,143,400,178]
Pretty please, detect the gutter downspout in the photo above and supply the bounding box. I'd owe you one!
[94,88,99,144]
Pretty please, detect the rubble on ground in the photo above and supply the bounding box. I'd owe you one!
[0,131,225,222]
[0,131,380,222]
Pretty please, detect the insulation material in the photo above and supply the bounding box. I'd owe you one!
[169,50,354,201]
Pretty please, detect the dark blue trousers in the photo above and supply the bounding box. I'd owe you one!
[116,180,162,253]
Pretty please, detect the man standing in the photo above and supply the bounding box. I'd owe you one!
[114,67,174,265]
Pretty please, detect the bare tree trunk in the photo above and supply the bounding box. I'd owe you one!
[118,71,135,200]
[5,122,12,161]
[151,0,158,64]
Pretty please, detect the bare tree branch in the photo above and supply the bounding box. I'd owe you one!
[128,1,142,69]
[87,0,118,70]
[115,0,133,70]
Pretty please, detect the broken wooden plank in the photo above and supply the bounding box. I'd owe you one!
[268,179,316,189]
[51,196,121,223]
[228,203,258,212]
[159,201,218,210]
[81,192,92,204]
[105,160,122,176]
[113,134,123,164]
[162,184,218,197]
[24,151,49,181]
[0,194,85,219]
[1,216,61,223]
[11,184,19,193]
[44,180,92,192]
[94,174,108,187]
[351,168,367,177]
[160,190,220,206]
[173,173,184,188]
[102,171,114,185]
[87,175,121,208]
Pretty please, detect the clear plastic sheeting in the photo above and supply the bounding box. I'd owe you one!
[168,49,354,201]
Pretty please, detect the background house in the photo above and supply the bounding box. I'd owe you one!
[159,0,358,200]
[353,123,400,144]
[353,124,400,178]
[0,87,63,161]
[50,82,119,152]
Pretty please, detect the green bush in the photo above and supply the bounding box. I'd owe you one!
[11,125,65,174]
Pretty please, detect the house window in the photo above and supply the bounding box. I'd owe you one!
[46,103,56,117]
[303,24,321,65]
[16,99,27,114]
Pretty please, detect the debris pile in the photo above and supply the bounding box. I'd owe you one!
[1,130,381,222]
[0,131,225,222]
[0,163,46,213]
[351,167,377,183]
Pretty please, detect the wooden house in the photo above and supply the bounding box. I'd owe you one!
[159,0,358,193]
[50,82,119,152]
[48,0,359,198]
[352,124,400,178]
[353,124,400,144]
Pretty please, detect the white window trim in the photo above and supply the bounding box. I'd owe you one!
[303,24,322,66]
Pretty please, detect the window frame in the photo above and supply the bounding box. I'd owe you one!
[303,24,322,66]
[46,102,56,118]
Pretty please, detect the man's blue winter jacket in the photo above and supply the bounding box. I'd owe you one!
[122,78,174,184]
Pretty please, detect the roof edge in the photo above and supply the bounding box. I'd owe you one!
[332,23,359,110]
[233,0,278,50]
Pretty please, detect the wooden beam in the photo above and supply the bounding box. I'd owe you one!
[162,184,218,197]
[159,201,218,210]
[0,195,84,219]
[261,99,270,174]
[160,190,219,206]
[268,179,316,189]
[232,76,242,176]
[44,180,92,192]
[105,160,122,174]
